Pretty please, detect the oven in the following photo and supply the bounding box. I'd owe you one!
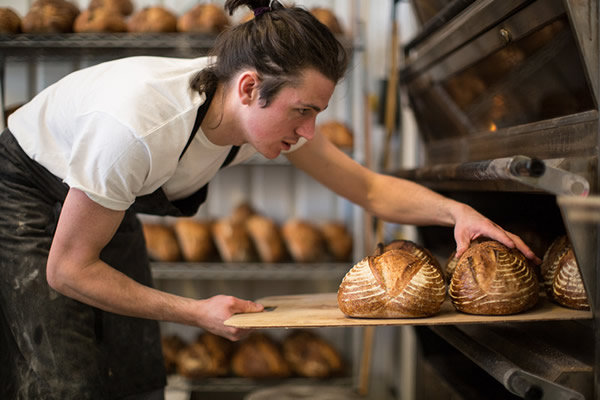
[397,0,598,398]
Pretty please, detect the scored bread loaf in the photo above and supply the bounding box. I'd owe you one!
[173,219,216,262]
[317,121,353,149]
[282,219,325,263]
[127,6,177,32]
[177,332,234,378]
[0,8,21,33]
[449,240,538,315]
[142,223,181,262]
[231,332,290,378]
[541,235,589,310]
[246,214,287,263]
[320,221,353,262]
[161,334,186,374]
[211,217,255,262]
[177,3,229,33]
[282,330,343,378]
[73,7,127,33]
[337,249,446,318]
[22,0,80,33]
[88,0,133,16]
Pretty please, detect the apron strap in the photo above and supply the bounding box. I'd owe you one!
[179,85,217,161]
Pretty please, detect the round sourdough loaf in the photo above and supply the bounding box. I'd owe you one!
[337,249,446,318]
[449,240,538,315]
[541,235,589,310]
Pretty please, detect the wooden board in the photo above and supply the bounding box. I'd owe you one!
[225,292,592,329]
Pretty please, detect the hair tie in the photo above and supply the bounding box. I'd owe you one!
[253,6,270,17]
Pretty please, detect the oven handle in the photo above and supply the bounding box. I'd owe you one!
[407,155,590,196]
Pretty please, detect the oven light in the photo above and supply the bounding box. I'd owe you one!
[489,122,497,132]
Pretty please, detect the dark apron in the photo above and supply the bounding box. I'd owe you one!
[0,88,239,399]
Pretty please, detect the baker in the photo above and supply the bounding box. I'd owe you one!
[0,0,540,398]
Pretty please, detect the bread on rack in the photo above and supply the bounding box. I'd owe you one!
[0,8,21,33]
[177,3,229,34]
[161,334,187,374]
[177,331,234,379]
[231,332,291,378]
[337,248,446,318]
[317,121,353,149]
[212,217,255,262]
[320,221,353,262]
[281,219,325,263]
[88,0,133,16]
[374,239,441,270]
[541,235,590,310]
[173,218,216,262]
[246,214,287,263]
[282,330,343,378]
[127,6,177,33]
[141,223,181,262]
[449,240,538,315]
[73,7,127,33]
[310,7,343,35]
[22,0,80,33]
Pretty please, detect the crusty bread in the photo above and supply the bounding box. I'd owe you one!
[317,121,353,149]
[0,8,21,33]
[231,332,290,378]
[246,214,287,263]
[173,219,216,262]
[211,217,255,262]
[281,219,325,263]
[177,3,229,34]
[127,6,177,33]
[161,334,186,374]
[177,332,234,378]
[449,240,538,315]
[142,223,181,262]
[282,330,343,378]
[22,0,80,33]
[337,249,446,318]
[541,235,589,310]
[73,7,126,33]
[310,7,343,35]
[374,239,441,270]
[89,0,133,16]
[320,222,353,262]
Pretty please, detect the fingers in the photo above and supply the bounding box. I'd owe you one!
[231,299,264,314]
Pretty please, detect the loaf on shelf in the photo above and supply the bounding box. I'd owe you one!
[310,7,344,35]
[177,332,234,379]
[88,0,134,16]
[320,222,353,262]
[212,217,256,262]
[22,0,80,33]
[173,219,216,262]
[177,3,229,34]
[449,240,539,315]
[127,6,177,33]
[541,235,590,310]
[317,121,353,149]
[281,219,325,263]
[142,223,181,262]
[161,334,187,374]
[246,214,287,263]
[73,7,127,33]
[337,242,446,318]
[231,332,291,379]
[282,330,344,378]
[0,8,21,33]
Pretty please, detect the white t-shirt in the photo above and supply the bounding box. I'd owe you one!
[8,56,259,211]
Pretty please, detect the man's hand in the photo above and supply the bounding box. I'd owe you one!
[196,295,264,341]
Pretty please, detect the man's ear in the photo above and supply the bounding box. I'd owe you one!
[238,70,260,106]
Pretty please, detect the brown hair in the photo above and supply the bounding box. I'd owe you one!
[190,0,348,107]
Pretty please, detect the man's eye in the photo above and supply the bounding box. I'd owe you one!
[298,108,309,115]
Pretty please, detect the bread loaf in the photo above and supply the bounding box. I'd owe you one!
[282,219,325,263]
[374,239,441,270]
[449,240,538,315]
[212,217,255,262]
[231,332,290,378]
[337,249,446,318]
[541,235,589,310]
[177,3,229,34]
[22,0,80,33]
[282,330,343,378]
[246,214,287,263]
[0,8,21,33]
[89,0,133,16]
[127,6,177,33]
[73,8,127,33]
[142,223,181,262]
[177,332,233,378]
[173,219,215,262]
[320,222,353,262]
[310,8,343,35]
[161,334,186,374]
[317,121,353,149]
